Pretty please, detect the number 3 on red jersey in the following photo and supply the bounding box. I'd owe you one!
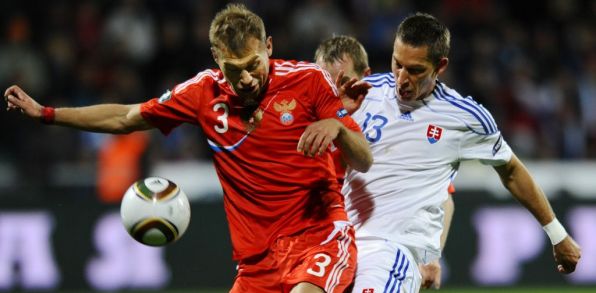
[307,253,332,277]
[213,103,229,133]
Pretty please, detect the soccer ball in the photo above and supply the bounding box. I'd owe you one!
[120,177,191,246]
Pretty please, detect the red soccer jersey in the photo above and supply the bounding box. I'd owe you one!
[140,59,361,260]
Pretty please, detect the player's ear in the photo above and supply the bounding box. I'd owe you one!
[211,47,219,64]
[362,67,372,78]
[265,36,272,57]
[435,57,449,75]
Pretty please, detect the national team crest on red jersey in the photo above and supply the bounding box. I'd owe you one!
[427,124,443,144]
[362,289,374,293]
[274,99,297,125]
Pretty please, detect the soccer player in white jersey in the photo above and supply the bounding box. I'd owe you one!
[341,13,581,292]
[315,35,454,290]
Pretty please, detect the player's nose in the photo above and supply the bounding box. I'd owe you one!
[396,69,409,87]
[239,70,253,85]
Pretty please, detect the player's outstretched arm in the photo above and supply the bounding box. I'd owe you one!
[5,85,153,134]
[493,154,581,274]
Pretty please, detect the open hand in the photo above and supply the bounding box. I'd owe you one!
[336,70,370,114]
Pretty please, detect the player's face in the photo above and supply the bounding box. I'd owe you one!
[214,36,272,102]
[391,38,446,103]
[316,54,361,84]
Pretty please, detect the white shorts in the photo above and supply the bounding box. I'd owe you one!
[352,237,421,293]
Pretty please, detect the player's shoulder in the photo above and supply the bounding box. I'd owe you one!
[363,72,395,89]
[362,72,395,102]
[272,59,337,93]
[172,69,225,96]
[272,59,326,76]
[431,81,499,135]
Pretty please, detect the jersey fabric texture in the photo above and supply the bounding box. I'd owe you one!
[342,72,513,263]
[140,59,361,261]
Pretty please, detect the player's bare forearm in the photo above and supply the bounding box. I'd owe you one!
[335,127,372,173]
[54,104,152,134]
[5,85,152,134]
[496,155,581,273]
[4,85,151,133]
[494,154,555,225]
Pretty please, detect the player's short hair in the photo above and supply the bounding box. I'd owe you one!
[396,12,450,67]
[209,3,266,56]
[315,35,369,78]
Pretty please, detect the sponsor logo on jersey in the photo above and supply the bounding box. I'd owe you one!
[493,134,503,156]
[399,111,413,121]
[158,90,172,103]
[427,124,443,144]
[336,108,348,118]
[273,99,297,125]
[362,289,374,293]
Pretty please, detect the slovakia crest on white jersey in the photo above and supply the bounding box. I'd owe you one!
[426,124,443,144]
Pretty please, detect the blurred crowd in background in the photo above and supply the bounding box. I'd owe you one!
[0,0,595,200]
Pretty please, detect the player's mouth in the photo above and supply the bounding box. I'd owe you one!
[398,88,413,100]
[238,85,259,96]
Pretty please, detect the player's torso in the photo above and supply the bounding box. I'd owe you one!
[343,77,466,255]
[194,64,347,260]
[355,85,462,173]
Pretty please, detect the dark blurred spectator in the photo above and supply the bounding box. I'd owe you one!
[102,0,157,64]
[290,0,350,59]
[0,14,48,96]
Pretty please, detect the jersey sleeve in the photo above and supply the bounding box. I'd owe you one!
[458,110,513,166]
[311,68,361,132]
[140,76,205,135]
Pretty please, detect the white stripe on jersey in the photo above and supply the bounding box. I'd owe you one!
[174,69,221,94]
[274,61,339,96]
[324,224,351,293]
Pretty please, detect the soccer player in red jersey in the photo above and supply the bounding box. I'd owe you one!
[5,4,373,293]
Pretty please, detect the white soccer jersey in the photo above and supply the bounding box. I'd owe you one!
[342,72,513,263]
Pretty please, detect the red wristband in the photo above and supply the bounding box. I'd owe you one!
[41,106,55,124]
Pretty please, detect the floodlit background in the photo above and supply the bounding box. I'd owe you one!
[0,0,595,292]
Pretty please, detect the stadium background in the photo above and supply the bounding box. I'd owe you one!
[0,0,595,292]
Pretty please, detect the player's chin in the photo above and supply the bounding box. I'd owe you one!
[239,88,261,100]
[397,95,414,103]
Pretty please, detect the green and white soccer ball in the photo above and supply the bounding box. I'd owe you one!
[120,177,191,246]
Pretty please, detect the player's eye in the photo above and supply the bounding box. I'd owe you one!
[247,62,259,72]
[393,58,402,69]
[408,68,424,75]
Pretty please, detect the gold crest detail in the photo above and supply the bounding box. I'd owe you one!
[273,99,297,113]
